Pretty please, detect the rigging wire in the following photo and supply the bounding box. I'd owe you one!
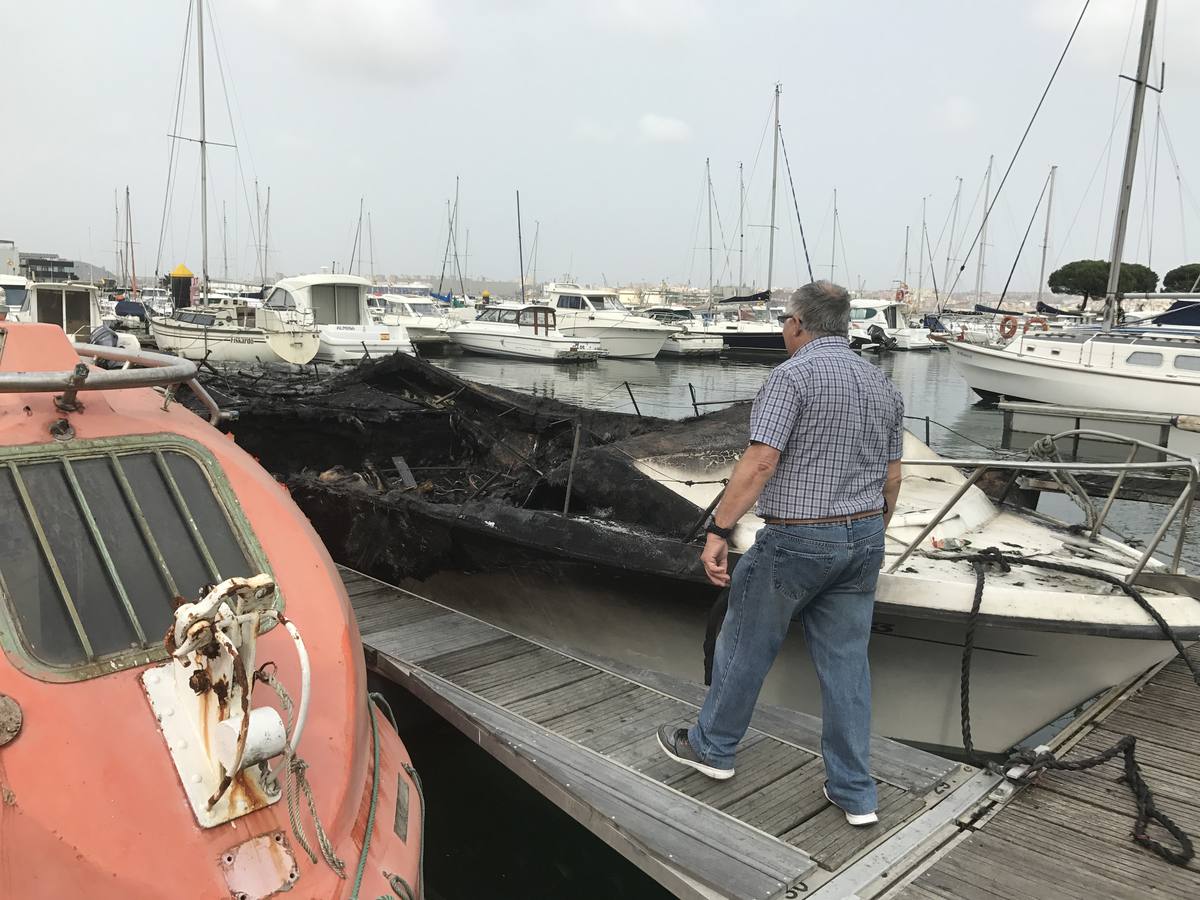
[998,170,1053,307]
[777,125,816,282]
[942,0,1091,308]
[155,0,195,277]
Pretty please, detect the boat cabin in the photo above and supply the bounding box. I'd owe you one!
[545,283,628,313]
[850,300,901,330]
[643,306,700,324]
[265,274,371,326]
[2,279,102,338]
[475,304,559,334]
[1017,330,1200,375]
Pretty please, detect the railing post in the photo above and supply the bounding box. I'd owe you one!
[562,421,583,516]
[689,383,700,418]
[624,381,642,417]
[887,466,988,573]
[925,415,931,446]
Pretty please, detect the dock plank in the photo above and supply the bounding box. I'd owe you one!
[339,565,961,899]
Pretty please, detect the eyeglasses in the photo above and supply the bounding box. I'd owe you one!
[777,315,801,328]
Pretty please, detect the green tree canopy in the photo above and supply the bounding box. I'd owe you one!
[1047,259,1158,308]
[1163,263,1200,292]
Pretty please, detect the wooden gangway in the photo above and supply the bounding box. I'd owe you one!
[340,566,975,899]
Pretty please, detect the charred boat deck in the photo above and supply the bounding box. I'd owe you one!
[890,644,1200,900]
[340,565,983,899]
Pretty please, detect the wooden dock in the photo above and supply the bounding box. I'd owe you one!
[339,565,973,899]
[887,645,1200,900]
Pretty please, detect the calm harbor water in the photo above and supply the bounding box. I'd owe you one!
[400,346,1196,899]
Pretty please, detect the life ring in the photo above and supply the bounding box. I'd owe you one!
[1023,316,1049,334]
[999,316,1019,340]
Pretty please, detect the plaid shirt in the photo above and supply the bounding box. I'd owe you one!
[750,336,905,519]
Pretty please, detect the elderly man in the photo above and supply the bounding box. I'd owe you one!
[657,280,904,826]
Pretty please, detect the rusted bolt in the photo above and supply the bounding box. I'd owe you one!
[287,869,298,882]
[188,669,211,695]
[223,853,235,865]
[273,833,284,844]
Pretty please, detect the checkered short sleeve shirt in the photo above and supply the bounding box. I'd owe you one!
[749,336,905,519]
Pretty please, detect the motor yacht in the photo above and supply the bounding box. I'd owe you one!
[1,278,105,341]
[849,299,937,351]
[446,303,605,361]
[641,307,724,357]
[265,274,413,363]
[369,293,450,347]
[544,283,677,359]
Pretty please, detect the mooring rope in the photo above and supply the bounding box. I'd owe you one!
[948,547,1197,867]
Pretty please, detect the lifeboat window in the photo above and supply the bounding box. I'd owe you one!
[1174,355,1200,372]
[0,446,256,679]
[1125,351,1163,368]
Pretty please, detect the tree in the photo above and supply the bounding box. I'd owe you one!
[1163,263,1200,292]
[1047,259,1158,309]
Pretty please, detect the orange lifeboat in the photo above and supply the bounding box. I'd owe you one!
[0,322,422,898]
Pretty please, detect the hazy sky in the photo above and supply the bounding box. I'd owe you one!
[5,0,1199,296]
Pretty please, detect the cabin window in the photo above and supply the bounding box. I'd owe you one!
[0,444,260,680]
[409,302,437,317]
[587,294,626,311]
[311,284,361,325]
[1174,355,1200,372]
[1126,351,1163,368]
[557,295,584,310]
[499,310,520,324]
[3,285,30,311]
[476,309,499,322]
[265,288,296,309]
[850,308,877,321]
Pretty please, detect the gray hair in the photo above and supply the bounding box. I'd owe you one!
[786,281,851,337]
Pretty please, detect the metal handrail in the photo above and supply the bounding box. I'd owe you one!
[889,429,1200,583]
[0,341,223,425]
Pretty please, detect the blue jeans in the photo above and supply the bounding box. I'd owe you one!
[689,517,884,815]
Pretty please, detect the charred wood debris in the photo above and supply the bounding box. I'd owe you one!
[186,354,751,585]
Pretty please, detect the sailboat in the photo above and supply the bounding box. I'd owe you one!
[945,0,1200,414]
[148,2,320,366]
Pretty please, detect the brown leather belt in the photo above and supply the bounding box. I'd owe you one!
[763,509,884,526]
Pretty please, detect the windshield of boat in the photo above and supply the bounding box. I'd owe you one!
[0,443,260,679]
[2,284,29,311]
[646,308,693,323]
[851,307,880,321]
[587,294,626,311]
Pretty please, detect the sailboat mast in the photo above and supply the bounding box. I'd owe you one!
[126,186,138,296]
[1103,0,1159,329]
[531,221,539,288]
[196,0,209,300]
[766,83,780,296]
[1036,165,1058,305]
[516,190,527,304]
[222,200,228,281]
[903,225,909,292]
[368,212,376,284]
[916,196,926,308]
[737,161,745,294]
[975,155,993,303]
[706,157,713,304]
[114,189,121,285]
[944,176,962,291]
[262,186,271,282]
[830,188,838,282]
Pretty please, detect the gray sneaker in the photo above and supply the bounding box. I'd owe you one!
[823,782,879,826]
[656,725,734,780]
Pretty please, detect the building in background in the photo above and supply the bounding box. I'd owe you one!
[19,251,76,282]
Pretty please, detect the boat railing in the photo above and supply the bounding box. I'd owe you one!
[0,340,223,425]
[889,428,1200,582]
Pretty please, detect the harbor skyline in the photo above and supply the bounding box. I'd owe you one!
[6,0,1200,294]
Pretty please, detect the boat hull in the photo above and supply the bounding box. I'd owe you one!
[448,331,603,361]
[556,325,670,359]
[660,333,725,356]
[151,319,320,364]
[945,340,1199,412]
[317,324,414,363]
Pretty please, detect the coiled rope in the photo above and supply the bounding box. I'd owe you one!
[949,547,1197,866]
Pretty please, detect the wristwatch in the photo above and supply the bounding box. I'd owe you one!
[705,518,734,540]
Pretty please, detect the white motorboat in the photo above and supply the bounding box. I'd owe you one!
[150,296,321,365]
[544,283,677,359]
[371,294,450,346]
[2,278,105,340]
[849,299,937,351]
[264,274,413,363]
[641,307,725,357]
[635,430,1200,754]
[946,328,1200,414]
[446,303,605,361]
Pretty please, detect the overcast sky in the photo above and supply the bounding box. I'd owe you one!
[5,0,1199,295]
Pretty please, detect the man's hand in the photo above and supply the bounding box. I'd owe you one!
[701,533,731,587]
